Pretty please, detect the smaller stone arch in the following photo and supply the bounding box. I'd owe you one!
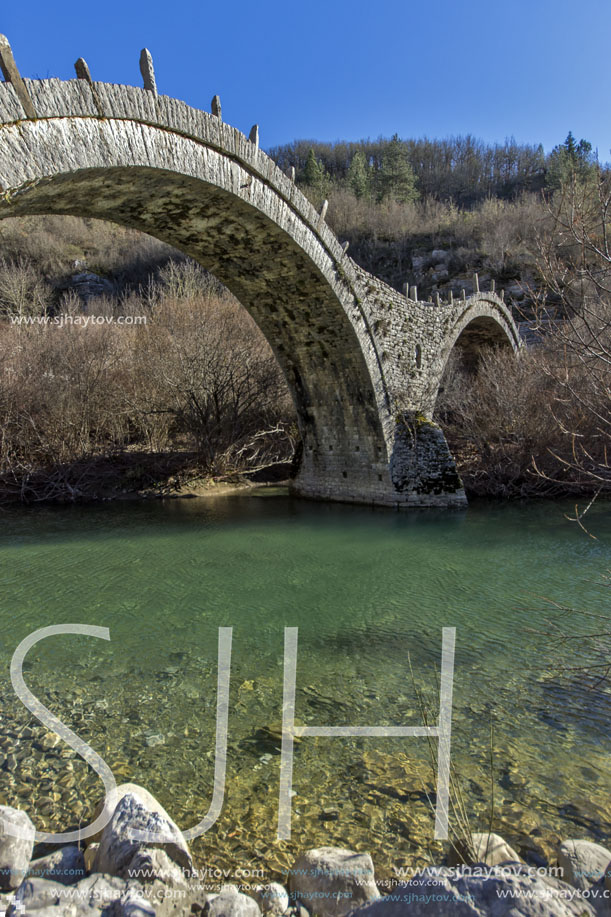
[430,293,521,412]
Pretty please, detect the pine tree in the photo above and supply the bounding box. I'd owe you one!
[377,134,419,203]
[546,132,596,189]
[302,148,328,195]
[347,151,370,199]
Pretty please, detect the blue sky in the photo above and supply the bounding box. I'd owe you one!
[2,0,610,157]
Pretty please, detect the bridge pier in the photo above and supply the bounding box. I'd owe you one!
[290,412,466,509]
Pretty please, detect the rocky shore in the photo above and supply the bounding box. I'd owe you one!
[0,783,609,916]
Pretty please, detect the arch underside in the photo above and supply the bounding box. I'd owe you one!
[424,305,521,432]
[451,315,517,370]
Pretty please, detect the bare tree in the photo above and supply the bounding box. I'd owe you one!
[130,265,294,472]
[531,167,611,495]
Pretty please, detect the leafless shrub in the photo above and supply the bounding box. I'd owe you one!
[129,283,292,470]
[436,346,555,497]
[436,324,610,499]
[0,257,54,316]
[0,215,177,288]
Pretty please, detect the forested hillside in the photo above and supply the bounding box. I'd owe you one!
[269,131,601,306]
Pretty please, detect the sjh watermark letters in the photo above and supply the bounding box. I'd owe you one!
[2,624,456,845]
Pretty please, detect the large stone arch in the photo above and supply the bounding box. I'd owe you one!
[0,105,393,505]
[0,59,522,507]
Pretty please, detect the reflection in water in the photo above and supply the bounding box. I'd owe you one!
[0,493,609,878]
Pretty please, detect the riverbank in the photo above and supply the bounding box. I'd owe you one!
[0,450,291,505]
[1,447,608,507]
[1,782,609,916]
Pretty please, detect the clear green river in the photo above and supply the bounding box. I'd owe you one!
[0,491,609,882]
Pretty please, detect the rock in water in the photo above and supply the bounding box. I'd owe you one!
[253,721,304,753]
[289,847,379,917]
[208,884,261,917]
[125,847,192,915]
[126,847,187,886]
[91,783,177,844]
[448,831,521,867]
[0,806,35,890]
[251,882,289,915]
[27,844,86,885]
[352,864,596,916]
[558,839,611,891]
[7,874,154,915]
[117,887,157,916]
[93,791,192,877]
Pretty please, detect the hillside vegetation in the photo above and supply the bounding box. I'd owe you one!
[270,131,600,304]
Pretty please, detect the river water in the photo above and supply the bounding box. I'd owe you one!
[0,492,609,881]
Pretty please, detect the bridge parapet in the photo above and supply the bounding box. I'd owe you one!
[0,71,350,272]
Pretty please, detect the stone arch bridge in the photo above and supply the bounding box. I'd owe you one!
[0,37,521,508]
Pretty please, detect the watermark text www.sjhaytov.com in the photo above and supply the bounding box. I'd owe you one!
[8,313,147,327]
